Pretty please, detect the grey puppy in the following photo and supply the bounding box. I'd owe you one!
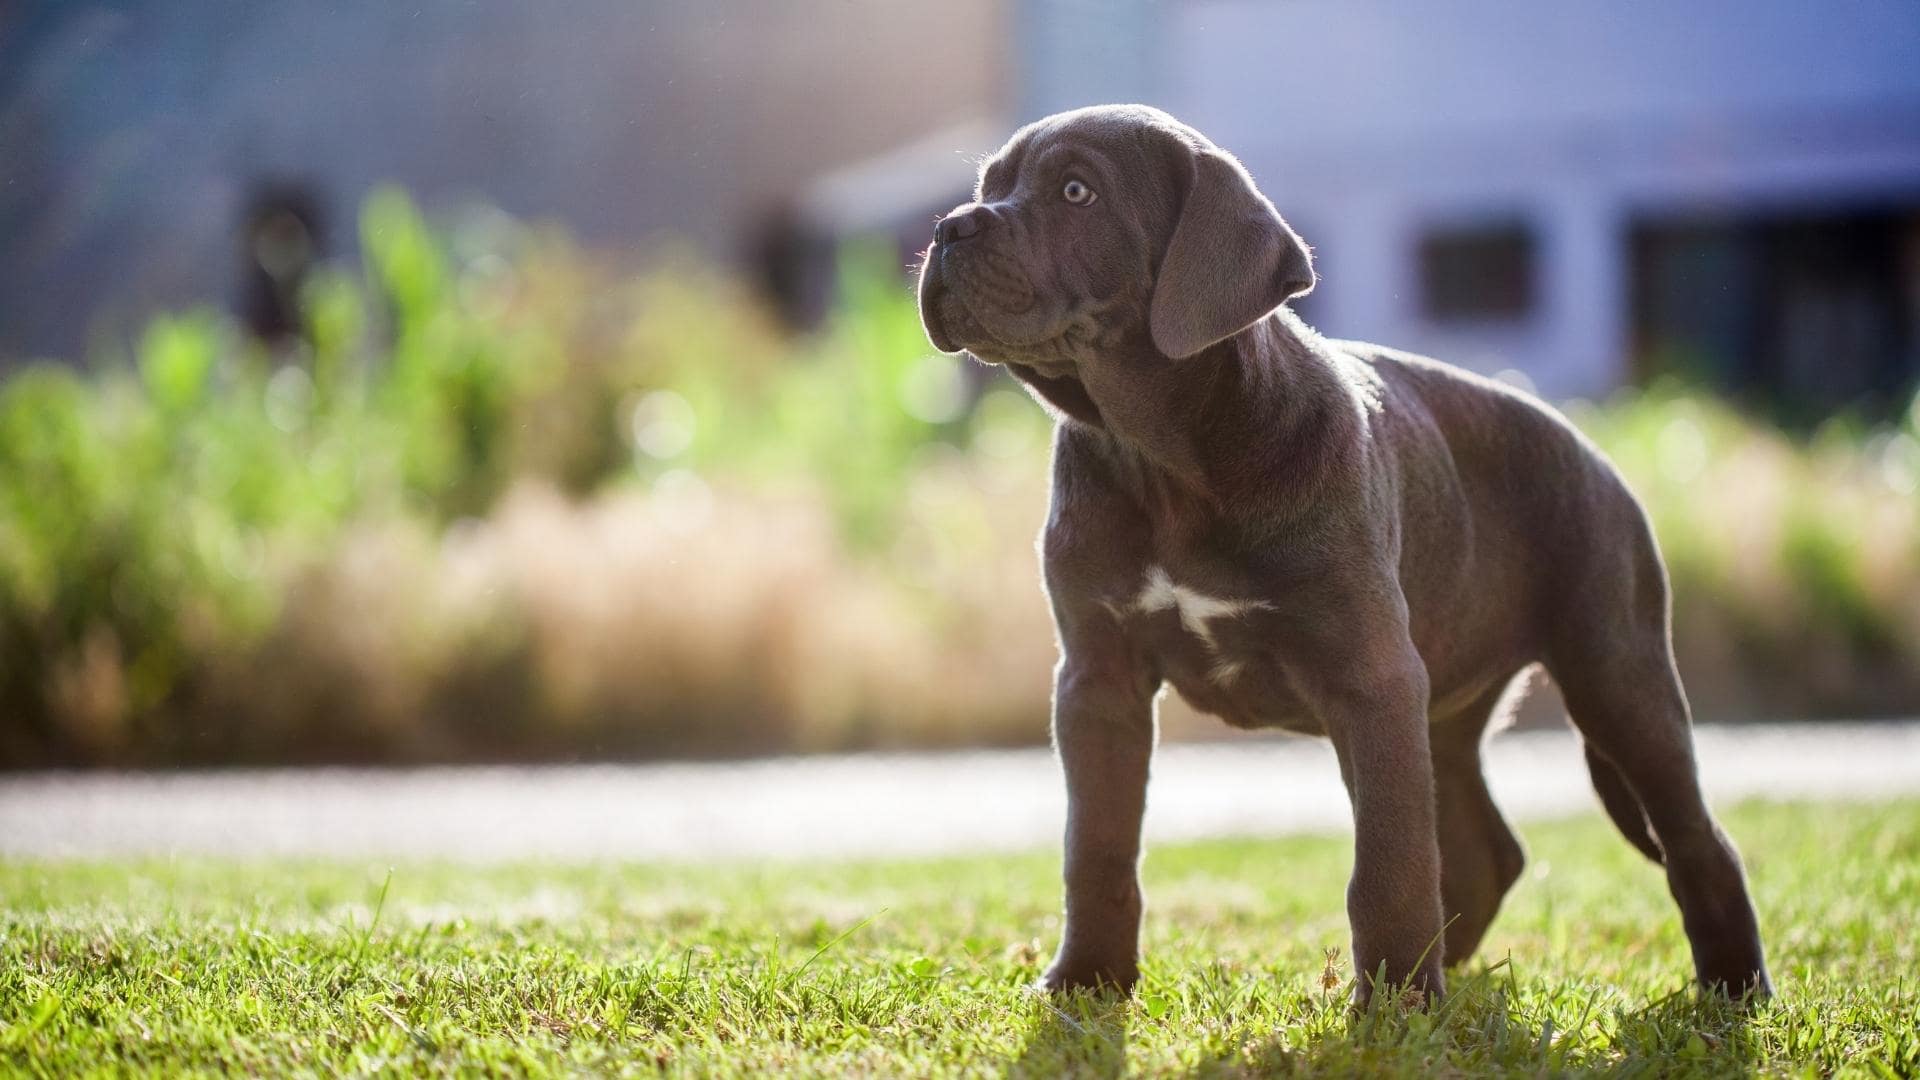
[916,104,1770,1006]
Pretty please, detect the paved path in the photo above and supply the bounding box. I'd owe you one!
[4,723,1917,862]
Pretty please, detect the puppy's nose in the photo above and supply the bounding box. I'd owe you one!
[935,204,990,245]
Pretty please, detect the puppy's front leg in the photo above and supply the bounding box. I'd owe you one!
[1308,637,1447,1007]
[1042,642,1157,995]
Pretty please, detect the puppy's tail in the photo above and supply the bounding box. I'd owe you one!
[1583,744,1665,864]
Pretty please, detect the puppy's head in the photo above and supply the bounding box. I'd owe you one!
[917,104,1314,371]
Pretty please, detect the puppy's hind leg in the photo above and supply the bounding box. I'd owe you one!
[1584,741,1664,864]
[1544,537,1771,997]
[1432,670,1529,967]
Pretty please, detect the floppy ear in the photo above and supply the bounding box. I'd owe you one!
[1149,147,1315,360]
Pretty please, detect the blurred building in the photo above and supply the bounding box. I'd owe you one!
[1008,0,1920,409]
[0,1,1005,363]
[8,1,1920,416]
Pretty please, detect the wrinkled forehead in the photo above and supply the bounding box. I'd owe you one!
[978,107,1196,199]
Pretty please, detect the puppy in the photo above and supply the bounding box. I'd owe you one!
[916,105,1770,1006]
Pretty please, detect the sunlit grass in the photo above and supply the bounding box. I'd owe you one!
[4,800,1916,1076]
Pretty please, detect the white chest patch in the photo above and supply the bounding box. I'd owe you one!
[1128,567,1271,683]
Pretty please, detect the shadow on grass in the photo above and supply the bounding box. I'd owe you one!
[1604,985,1761,1075]
[1004,990,1130,1079]
[1177,967,1761,1077]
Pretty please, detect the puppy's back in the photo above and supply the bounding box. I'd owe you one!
[1341,341,1665,649]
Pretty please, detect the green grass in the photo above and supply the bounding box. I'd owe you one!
[4,800,1917,1077]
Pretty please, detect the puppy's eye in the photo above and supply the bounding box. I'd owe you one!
[1062,179,1096,206]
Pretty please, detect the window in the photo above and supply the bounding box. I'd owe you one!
[1630,208,1918,424]
[1417,222,1537,322]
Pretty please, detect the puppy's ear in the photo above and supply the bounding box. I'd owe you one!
[1149,147,1314,360]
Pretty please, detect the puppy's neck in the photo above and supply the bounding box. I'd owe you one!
[1064,308,1364,509]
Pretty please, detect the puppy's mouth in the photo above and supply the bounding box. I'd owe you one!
[918,251,1078,372]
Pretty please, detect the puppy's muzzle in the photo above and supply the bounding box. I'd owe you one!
[931,203,1036,318]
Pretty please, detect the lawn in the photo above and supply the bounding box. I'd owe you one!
[3,800,1916,1077]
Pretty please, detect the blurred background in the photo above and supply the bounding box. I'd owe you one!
[3,0,1918,770]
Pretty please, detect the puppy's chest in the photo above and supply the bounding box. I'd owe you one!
[1101,561,1320,734]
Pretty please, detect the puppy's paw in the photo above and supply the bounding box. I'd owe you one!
[1350,959,1446,1012]
[1699,966,1774,1008]
[1038,957,1138,997]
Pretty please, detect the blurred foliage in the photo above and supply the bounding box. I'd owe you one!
[1,189,1917,766]
[0,188,1037,764]
[1570,384,1920,716]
